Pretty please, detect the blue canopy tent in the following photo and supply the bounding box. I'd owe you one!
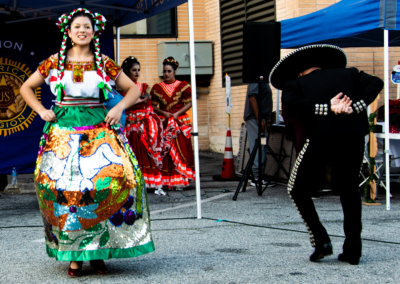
[0,0,202,218]
[281,0,400,48]
[280,0,399,210]
[0,0,188,26]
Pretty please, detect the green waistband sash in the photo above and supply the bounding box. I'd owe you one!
[42,106,108,134]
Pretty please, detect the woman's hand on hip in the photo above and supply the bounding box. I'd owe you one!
[105,106,122,126]
[39,109,57,122]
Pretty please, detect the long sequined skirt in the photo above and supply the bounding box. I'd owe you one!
[34,106,155,261]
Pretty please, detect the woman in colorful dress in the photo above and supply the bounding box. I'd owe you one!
[121,56,165,195]
[151,57,195,189]
[20,8,154,277]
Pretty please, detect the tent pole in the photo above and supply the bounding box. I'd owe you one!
[116,26,121,65]
[384,29,391,211]
[187,0,202,219]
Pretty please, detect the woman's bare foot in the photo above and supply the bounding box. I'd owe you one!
[68,261,83,277]
[70,261,83,269]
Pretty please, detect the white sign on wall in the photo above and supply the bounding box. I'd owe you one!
[226,73,232,114]
[392,63,400,84]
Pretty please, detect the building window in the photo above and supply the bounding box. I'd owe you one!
[220,0,276,86]
[114,8,177,38]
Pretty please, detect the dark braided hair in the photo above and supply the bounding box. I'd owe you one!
[121,56,140,76]
[163,56,179,70]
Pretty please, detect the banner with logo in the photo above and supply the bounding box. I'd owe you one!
[0,18,114,174]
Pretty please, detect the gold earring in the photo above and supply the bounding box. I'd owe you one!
[72,41,75,46]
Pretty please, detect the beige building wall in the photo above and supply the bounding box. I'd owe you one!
[115,2,210,151]
[117,0,399,154]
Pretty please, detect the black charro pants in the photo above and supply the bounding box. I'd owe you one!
[287,134,364,257]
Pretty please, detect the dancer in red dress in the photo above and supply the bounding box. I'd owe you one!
[121,56,165,195]
[151,57,195,189]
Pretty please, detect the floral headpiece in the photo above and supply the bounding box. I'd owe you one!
[163,58,179,69]
[123,56,140,65]
[54,8,110,102]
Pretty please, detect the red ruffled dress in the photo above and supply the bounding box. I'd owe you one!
[123,82,164,189]
[151,80,195,189]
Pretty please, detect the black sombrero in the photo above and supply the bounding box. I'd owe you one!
[269,44,347,90]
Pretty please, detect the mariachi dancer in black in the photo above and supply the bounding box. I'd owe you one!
[269,45,383,265]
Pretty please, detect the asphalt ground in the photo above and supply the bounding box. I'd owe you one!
[1,151,400,283]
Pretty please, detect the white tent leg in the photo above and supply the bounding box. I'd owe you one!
[187,0,202,219]
[384,29,390,210]
[116,27,121,64]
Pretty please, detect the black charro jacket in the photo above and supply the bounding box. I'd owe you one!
[282,68,384,138]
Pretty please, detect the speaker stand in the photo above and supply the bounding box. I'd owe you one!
[233,77,290,201]
[232,138,291,200]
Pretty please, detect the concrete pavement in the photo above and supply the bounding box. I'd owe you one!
[1,151,400,283]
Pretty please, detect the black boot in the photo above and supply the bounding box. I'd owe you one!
[338,253,360,265]
[309,242,333,262]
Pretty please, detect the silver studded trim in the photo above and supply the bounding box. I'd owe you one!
[361,99,367,109]
[287,138,316,247]
[315,104,328,116]
[353,100,367,114]
[269,44,348,88]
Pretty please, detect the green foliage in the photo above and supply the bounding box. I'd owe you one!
[78,236,95,249]
[368,112,378,133]
[99,231,110,248]
[37,198,46,209]
[96,177,112,191]
[111,178,119,195]
[94,177,112,204]
[37,188,44,200]
[38,183,56,201]
[94,188,109,203]
[364,113,379,203]
[116,189,129,204]
[85,224,103,232]
[59,231,70,241]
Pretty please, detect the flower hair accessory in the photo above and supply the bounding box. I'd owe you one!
[123,56,139,64]
[54,8,110,103]
[163,58,179,68]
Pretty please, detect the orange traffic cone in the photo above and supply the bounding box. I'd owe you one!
[212,128,238,181]
[221,129,235,179]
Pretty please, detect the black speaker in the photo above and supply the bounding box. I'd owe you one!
[242,22,281,83]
